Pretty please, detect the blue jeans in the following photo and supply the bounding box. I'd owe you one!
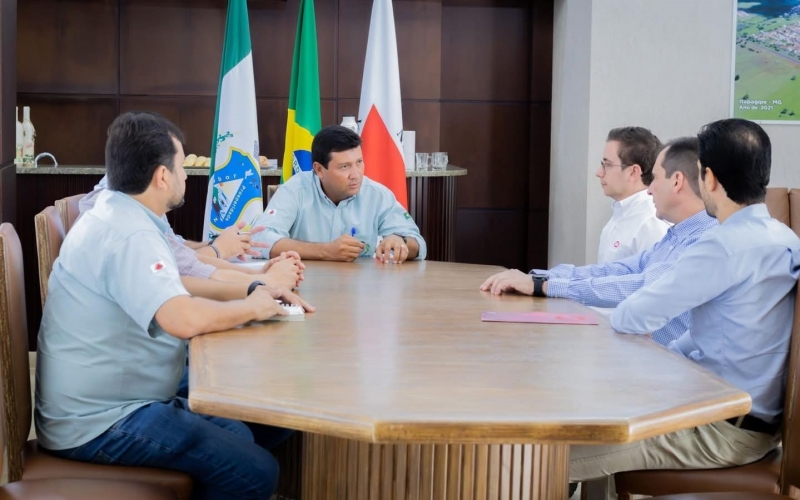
[46,397,289,500]
[175,368,293,452]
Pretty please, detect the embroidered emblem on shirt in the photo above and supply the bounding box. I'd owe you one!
[613,241,620,248]
[403,212,411,220]
[151,260,166,273]
[266,209,277,216]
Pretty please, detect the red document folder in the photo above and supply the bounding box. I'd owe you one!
[481,311,599,325]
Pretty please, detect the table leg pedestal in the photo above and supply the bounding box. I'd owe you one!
[302,434,569,500]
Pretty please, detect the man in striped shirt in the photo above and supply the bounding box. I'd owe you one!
[81,175,305,294]
[481,137,717,346]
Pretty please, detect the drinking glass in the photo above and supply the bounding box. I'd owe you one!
[431,152,448,170]
[415,153,430,171]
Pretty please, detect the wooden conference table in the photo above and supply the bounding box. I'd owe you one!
[189,260,750,500]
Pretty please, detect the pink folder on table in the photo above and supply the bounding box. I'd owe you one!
[481,311,599,325]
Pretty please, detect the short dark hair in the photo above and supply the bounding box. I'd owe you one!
[105,111,185,194]
[697,118,770,205]
[312,125,362,169]
[606,127,662,186]
[661,137,701,197]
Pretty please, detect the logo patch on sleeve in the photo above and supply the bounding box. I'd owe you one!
[403,212,411,220]
[151,260,166,273]
[266,209,277,216]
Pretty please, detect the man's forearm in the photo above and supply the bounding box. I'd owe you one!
[183,240,207,250]
[271,238,330,260]
[157,294,258,339]
[209,269,258,284]
[197,253,260,274]
[180,276,249,301]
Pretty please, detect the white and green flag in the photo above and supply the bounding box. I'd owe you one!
[204,0,262,239]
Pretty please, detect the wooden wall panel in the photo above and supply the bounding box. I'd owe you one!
[402,100,441,153]
[338,0,442,100]
[16,0,554,278]
[250,0,337,99]
[455,209,526,269]
[15,95,118,165]
[441,102,530,210]
[119,96,217,156]
[1,0,16,167]
[336,0,372,99]
[531,0,554,103]
[256,99,336,161]
[441,0,530,102]
[394,0,442,101]
[120,0,225,96]
[17,0,117,94]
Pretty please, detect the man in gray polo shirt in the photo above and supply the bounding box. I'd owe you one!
[35,112,304,499]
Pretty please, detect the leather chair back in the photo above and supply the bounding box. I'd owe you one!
[767,187,791,228]
[34,206,65,307]
[0,223,32,481]
[779,276,800,494]
[55,193,85,233]
[788,189,800,240]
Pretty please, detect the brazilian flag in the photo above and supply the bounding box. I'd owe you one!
[282,0,321,183]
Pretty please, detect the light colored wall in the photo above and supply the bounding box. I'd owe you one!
[550,0,800,267]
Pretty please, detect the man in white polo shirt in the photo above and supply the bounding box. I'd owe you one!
[596,127,669,263]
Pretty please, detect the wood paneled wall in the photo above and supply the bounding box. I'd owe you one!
[0,0,16,225]
[17,0,552,270]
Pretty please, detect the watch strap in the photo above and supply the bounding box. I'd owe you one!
[247,280,266,296]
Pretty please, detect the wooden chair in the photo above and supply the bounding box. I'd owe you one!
[33,207,64,307]
[0,223,194,499]
[613,271,800,499]
[767,187,791,228]
[789,189,800,240]
[575,188,796,500]
[54,193,85,233]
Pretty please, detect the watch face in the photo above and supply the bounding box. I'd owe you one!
[533,274,548,280]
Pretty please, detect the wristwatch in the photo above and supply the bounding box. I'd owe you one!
[247,280,266,296]
[531,274,548,297]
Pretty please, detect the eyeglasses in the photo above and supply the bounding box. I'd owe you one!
[599,161,627,173]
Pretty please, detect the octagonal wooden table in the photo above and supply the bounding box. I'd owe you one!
[189,260,750,500]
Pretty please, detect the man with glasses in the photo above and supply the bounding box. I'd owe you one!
[481,137,717,346]
[569,118,800,500]
[596,127,669,263]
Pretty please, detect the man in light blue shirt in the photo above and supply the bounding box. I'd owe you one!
[570,119,800,494]
[480,137,717,345]
[36,112,304,499]
[252,125,426,264]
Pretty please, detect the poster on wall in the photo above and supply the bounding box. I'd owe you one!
[732,0,800,123]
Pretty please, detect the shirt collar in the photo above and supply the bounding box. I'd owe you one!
[612,189,651,217]
[100,190,171,234]
[667,209,717,239]
[724,203,770,225]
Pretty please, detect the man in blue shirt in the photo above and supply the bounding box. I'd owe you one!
[570,118,800,495]
[36,112,304,499]
[480,137,717,345]
[252,126,426,264]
